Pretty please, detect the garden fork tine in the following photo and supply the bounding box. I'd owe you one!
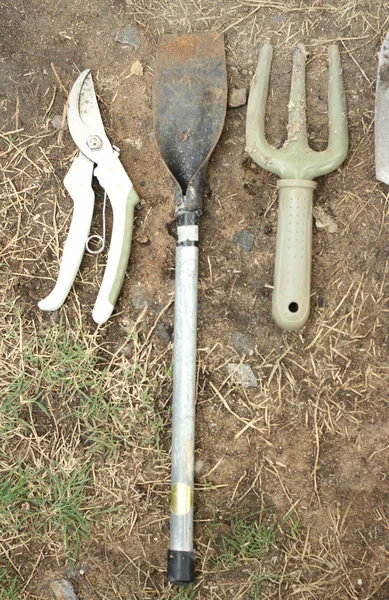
[247,44,348,330]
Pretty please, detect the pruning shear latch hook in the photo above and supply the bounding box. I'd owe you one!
[86,190,107,255]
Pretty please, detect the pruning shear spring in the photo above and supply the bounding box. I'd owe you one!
[39,69,139,324]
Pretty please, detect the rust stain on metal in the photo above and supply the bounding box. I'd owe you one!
[157,32,224,69]
[153,31,227,207]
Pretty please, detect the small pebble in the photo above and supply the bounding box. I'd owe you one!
[50,578,79,600]
[130,60,143,76]
[227,363,258,388]
[233,229,254,252]
[155,322,171,344]
[50,115,68,130]
[318,296,327,308]
[232,331,256,355]
[115,25,140,48]
[194,459,204,474]
[137,234,149,245]
[357,579,363,586]
[273,137,284,149]
[271,15,287,24]
[313,207,338,233]
[131,284,150,311]
[251,279,263,291]
[228,88,247,108]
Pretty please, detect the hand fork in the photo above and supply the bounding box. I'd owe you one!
[246,44,348,330]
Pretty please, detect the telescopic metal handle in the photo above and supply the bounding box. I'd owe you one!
[167,214,198,584]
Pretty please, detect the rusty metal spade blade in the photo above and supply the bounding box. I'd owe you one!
[154,32,227,208]
[154,32,227,585]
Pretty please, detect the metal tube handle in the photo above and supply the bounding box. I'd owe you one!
[272,179,316,330]
[167,215,198,584]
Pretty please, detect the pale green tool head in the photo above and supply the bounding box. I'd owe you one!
[246,43,348,180]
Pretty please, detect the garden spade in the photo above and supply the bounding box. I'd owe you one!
[154,32,227,584]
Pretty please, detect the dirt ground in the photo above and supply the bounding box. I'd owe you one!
[1,0,389,599]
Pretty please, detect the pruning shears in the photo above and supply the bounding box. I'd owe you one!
[39,69,139,324]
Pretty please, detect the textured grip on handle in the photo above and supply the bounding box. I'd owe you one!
[272,179,316,330]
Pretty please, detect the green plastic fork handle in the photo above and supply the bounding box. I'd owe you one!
[272,179,317,331]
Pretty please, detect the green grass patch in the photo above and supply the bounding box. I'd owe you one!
[138,385,167,455]
[210,511,278,568]
[171,584,197,599]
[0,562,20,599]
[1,321,132,561]
[0,461,118,562]
[4,321,132,458]
[1,317,169,565]
[207,508,300,598]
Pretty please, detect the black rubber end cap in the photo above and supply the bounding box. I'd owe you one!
[167,549,195,584]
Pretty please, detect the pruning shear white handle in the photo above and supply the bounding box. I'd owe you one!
[39,70,139,323]
[38,154,95,312]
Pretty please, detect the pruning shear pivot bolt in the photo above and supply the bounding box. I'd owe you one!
[246,44,348,330]
[39,70,139,324]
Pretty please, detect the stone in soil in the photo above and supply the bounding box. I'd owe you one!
[155,322,171,344]
[227,363,258,388]
[130,60,143,76]
[313,206,338,233]
[233,229,254,252]
[50,578,79,600]
[50,115,68,130]
[136,233,149,244]
[228,88,247,108]
[232,331,256,355]
[131,284,150,311]
[251,279,262,290]
[114,25,140,48]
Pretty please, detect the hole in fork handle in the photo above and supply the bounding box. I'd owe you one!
[288,302,299,313]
